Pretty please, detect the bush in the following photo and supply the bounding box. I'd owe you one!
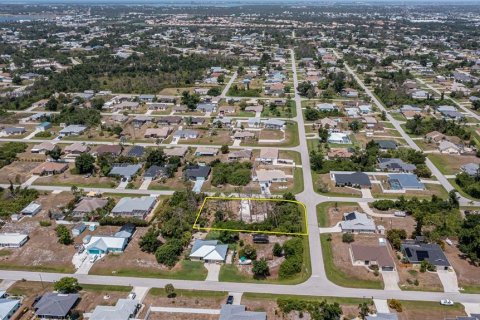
[388,299,403,312]
[55,225,73,245]
[39,220,51,227]
[279,255,302,279]
[386,229,407,250]
[54,277,81,293]
[273,243,283,257]
[372,199,396,211]
[139,228,162,253]
[420,260,436,272]
[282,238,303,258]
[99,216,148,227]
[155,239,183,267]
[342,233,355,243]
[239,244,257,260]
[252,258,270,279]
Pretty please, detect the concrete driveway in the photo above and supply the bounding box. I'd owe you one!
[149,307,220,314]
[139,177,152,190]
[381,270,400,291]
[437,269,459,293]
[373,299,390,313]
[205,263,221,282]
[228,292,243,305]
[319,222,342,233]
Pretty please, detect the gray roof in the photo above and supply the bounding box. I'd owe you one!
[461,163,480,176]
[366,313,398,320]
[219,304,266,320]
[35,293,79,317]
[378,158,416,172]
[60,125,87,134]
[144,165,169,178]
[375,140,397,150]
[401,240,450,267]
[185,165,211,179]
[388,173,424,189]
[111,196,156,215]
[126,145,145,158]
[340,211,376,232]
[90,298,138,320]
[334,172,371,187]
[109,164,142,178]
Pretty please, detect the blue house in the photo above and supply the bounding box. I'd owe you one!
[36,122,52,132]
[86,236,127,255]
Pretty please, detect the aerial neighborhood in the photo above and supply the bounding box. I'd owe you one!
[0,2,479,320]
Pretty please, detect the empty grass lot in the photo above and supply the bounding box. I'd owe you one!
[316,202,357,227]
[320,234,383,289]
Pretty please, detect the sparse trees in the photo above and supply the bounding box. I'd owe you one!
[55,225,73,245]
[75,153,95,174]
[252,258,270,279]
[54,277,81,293]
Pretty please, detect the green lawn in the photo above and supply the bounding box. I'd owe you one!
[316,202,357,227]
[149,288,227,298]
[80,284,133,292]
[427,154,457,175]
[450,179,480,200]
[320,234,383,289]
[242,292,370,306]
[0,263,75,274]
[271,167,304,195]
[90,260,207,281]
[460,284,480,294]
[400,300,465,312]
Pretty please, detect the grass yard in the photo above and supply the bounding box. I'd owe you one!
[320,234,384,289]
[316,202,357,227]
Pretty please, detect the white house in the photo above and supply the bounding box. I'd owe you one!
[0,233,29,248]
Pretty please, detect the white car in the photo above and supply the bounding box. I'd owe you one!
[128,292,136,300]
[440,299,454,306]
[89,254,98,263]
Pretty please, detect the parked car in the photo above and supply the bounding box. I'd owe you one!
[226,295,234,304]
[128,292,136,300]
[440,299,454,306]
[89,254,98,263]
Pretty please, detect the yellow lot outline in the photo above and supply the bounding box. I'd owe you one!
[193,196,308,236]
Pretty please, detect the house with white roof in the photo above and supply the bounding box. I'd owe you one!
[327,132,351,144]
[89,299,139,320]
[111,196,157,219]
[0,233,29,248]
[86,236,127,255]
[189,239,228,263]
[20,202,41,216]
[0,296,21,320]
[340,212,376,233]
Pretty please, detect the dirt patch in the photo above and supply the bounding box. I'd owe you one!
[444,242,480,288]
[394,258,443,292]
[0,161,39,184]
[34,163,117,188]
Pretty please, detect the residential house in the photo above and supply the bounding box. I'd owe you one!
[438,140,461,154]
[144,165,171,180]
[401,238,451,270]
[114,224,136,240]
[213,117,233,128]
[126,145,145,158]
[20,202,41,216]
[375,140,398,150]
[144,127,172,139]
[263,119,285,130]
[219,304,266,320]
[0,296,20,320]
[366,313,398,320]
[164,147,188,158]
[228,149,252,161]
[358,104,372,114]
[111,196,157,219]
[189,239,228,263]
[196,103,216,113]
[411,90,429,100]
[0,233,29,248]
[461,163,480,176]
[328,132,351,144]
[173,129,199,140]
[89,299,139,320]
[34,293,79,320]
[341,88,359,98]
[378,158,416,173]
[37,121,52,132]
[254,169,288,185]
[31,142,55,154]
[333,172,371,188]
[72,197,109,219]
[185,165,211,181]
[218,105,236,115]
[388,173,425,190]
[132,116,153,128]
[32,162,68,176]
[157,116,182,126]
[425,131,446,143]
[95,145,122,157]
[64,142,89,158]
[233,131,255,140]
[72,223,86,237]
[1,127,25,136]
[146,102,169,110]
[86,236,127,255]
[139,94,155,102]
[317,103,337,112]
[257,148,278,164]
[59,125,87,136]
[350,244,395,271]
[340,211,376,233]
[195,147,218,157]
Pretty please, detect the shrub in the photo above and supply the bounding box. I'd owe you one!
[420,260,436,272]
[342,233,355,243]
[388,299,403,312]
[372,199,396,211]
[99,216,148,227]
[273,243,283,257]
[252,258,270,279]
[155,239,183,267]
[54,277,81,293]
[39,220,51,227]
[279,255,302,279]
[239,244,257,260]
[55,225,73,245]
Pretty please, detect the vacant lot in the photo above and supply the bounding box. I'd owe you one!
[443,242,480,293]
[398,301,466,320]
[33,163,117,188]
[0,161,39,184]
[394,258,443,292]
[428,154,478,175]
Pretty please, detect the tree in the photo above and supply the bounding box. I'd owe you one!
[155,239,183,267]
[46,146,62,161]
[349,120,361,133]
[55,225,73,245]
[164,283,176,298]
[91,97,105,110]
[381,111,387,121]
[12,75,22,85]
[220,144,229,154]
[139,227,161,253]
[342,233,355,243]
[458,214,480,264]
[75,153,95,174]
[386,229,407,250]
[45,97,59,111]
[239,244,257,260]
[217,74,225,84]
[252,258,270,279]
[420,260,436,272]
[207,87,221,96]
[273,242,283,257]
[54,277,81,293]
[181,91,200,110]
[472,99,480,111]
[358,301,372,319]
[448,190,459,209]
[145,149,166,169]
[318,127,329,143]
[310,150,323,171]
[297,81,314,97]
